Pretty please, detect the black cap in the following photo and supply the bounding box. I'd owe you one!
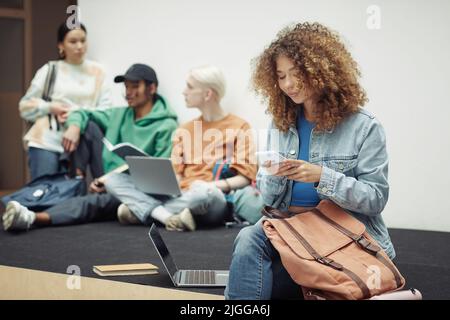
[114,64,158,85]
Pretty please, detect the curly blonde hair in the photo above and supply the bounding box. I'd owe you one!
[252,22,368,132]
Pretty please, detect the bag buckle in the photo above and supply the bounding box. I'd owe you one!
[317,257,343,271]
[356,236,381,255]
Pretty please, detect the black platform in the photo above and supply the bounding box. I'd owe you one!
[0,221,449,299]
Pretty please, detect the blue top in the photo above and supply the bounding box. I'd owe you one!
[290,108,320,207]
[257,109,395,259]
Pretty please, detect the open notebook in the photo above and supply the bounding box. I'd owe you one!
[102,137,149,160]
[93,263,158,277]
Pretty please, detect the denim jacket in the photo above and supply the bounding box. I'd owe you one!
[256,109,395,259]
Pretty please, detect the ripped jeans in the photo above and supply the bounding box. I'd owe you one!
[104,173,228,226]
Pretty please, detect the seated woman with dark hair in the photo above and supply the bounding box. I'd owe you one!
[20,22,112,180]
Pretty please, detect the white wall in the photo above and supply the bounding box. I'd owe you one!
[78,0,450,232]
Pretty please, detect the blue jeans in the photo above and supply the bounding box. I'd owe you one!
[104,173,228,226]
[47,193,120,225]
[28,147,63,180]
[225,220,301,300]
[28,121,104,181]
[70,121,104,179]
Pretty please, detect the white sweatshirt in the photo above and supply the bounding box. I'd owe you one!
[19,59,112,153]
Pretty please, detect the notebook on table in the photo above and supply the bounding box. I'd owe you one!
[93,263,158,277]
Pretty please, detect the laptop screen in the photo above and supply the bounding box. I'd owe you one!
[149,224,178,281]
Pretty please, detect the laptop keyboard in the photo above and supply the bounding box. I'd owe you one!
[185,270,216,285]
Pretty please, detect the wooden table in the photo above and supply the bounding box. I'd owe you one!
[0,265,223,300]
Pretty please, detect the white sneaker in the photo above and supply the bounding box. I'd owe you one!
[179,208,196,231]
[165,208,196,232]
[117,204,140,225]
[2,201,36,231]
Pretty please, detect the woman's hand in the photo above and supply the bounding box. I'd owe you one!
[273,159,323,183]
[50,102,70,116]
[62,125,81,153]
[56,112,69,124]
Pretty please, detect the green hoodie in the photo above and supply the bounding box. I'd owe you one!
[67,96,178,173]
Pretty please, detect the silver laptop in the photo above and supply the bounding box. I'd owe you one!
[148,224,229,288]
[126,156,182,196]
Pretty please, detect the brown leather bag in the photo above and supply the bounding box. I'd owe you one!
[262,200,405,300]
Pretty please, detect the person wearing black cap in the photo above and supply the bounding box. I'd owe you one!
[62,63,177,192]
[114,63,159,86]
[3,64,178,232]
[102,65,257,231]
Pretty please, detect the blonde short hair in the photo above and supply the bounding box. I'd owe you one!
[189,65,226,101]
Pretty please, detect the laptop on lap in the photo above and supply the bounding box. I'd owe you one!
[126,156,182,196]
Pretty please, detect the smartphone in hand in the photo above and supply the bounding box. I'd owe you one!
[256,151,288,175]
[256,151,287,166]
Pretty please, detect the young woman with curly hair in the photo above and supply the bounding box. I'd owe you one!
[225,22,395,300]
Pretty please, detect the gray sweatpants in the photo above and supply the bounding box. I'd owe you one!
[104,173,228,227]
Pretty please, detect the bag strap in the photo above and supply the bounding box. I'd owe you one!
[278,218,371,299]
[42,61,57,102]
[279,219,343,270]
[312,208,381,254]
[42,62,59,131]
[262,206,290,219]
[263,206,377,253]
[213,160,228,181]
[312,208,404,288]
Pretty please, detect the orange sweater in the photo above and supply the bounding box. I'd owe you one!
[171,114,257,190]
